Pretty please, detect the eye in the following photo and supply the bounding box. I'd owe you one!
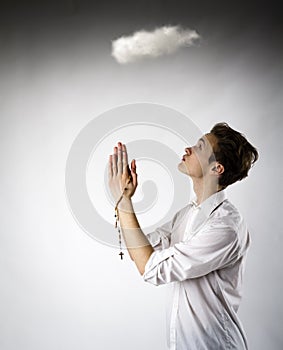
[198,143,202,150]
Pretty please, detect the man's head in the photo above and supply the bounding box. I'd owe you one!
[209,122,258,188]
[178,122,258,189]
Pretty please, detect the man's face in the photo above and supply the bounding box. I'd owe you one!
[178,133,218,179]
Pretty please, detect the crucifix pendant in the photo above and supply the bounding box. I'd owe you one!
[119,251,124,260]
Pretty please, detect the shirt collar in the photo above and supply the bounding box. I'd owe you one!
[190,190,226,214]
[188,190,227,234]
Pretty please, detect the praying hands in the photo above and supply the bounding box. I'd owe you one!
[108,142,138,210]
[107,142,153,271]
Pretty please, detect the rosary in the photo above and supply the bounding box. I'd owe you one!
[114,176,132,260]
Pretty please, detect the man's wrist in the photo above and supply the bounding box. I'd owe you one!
[118,196,134,213]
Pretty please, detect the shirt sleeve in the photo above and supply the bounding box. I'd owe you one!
[143,219,242,286]
[145,212,179,251]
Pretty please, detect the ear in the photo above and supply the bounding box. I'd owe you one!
[210,162,224,176]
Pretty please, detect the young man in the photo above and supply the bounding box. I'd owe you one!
[108,122,258,350]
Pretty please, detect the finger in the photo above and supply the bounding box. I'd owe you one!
[108,155,113,179]
[112,146,118,175]
[131,159,138,187]
[122,144,129,174]
[117,142,123,175]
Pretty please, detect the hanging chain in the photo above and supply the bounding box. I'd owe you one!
[114,176,132,260]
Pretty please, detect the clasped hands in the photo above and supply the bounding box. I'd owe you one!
[108,142,138,209]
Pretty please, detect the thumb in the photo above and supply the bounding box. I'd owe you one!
[131,159,138,187]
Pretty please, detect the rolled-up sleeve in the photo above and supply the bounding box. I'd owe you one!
[143,220,241,286]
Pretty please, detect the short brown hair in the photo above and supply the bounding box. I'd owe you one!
[209,122,259,188]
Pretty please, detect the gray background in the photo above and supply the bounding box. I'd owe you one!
[1,1,282,349]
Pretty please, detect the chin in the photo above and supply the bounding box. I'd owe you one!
[178,162,188,175]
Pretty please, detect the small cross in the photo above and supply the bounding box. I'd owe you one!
[119,251,124,260]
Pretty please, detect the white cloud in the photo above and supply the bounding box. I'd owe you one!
[111,25,200,64]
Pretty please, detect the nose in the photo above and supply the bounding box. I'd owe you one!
[185,147,192,155]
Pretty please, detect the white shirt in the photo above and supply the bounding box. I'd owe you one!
[183,200,200,241]
[143,190,250,350]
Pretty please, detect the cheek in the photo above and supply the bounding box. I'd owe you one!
[194,155,208,174]
[196,152,207,165]
[193,155,202,167]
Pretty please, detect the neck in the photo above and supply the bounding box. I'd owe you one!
[192,178,222,205]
